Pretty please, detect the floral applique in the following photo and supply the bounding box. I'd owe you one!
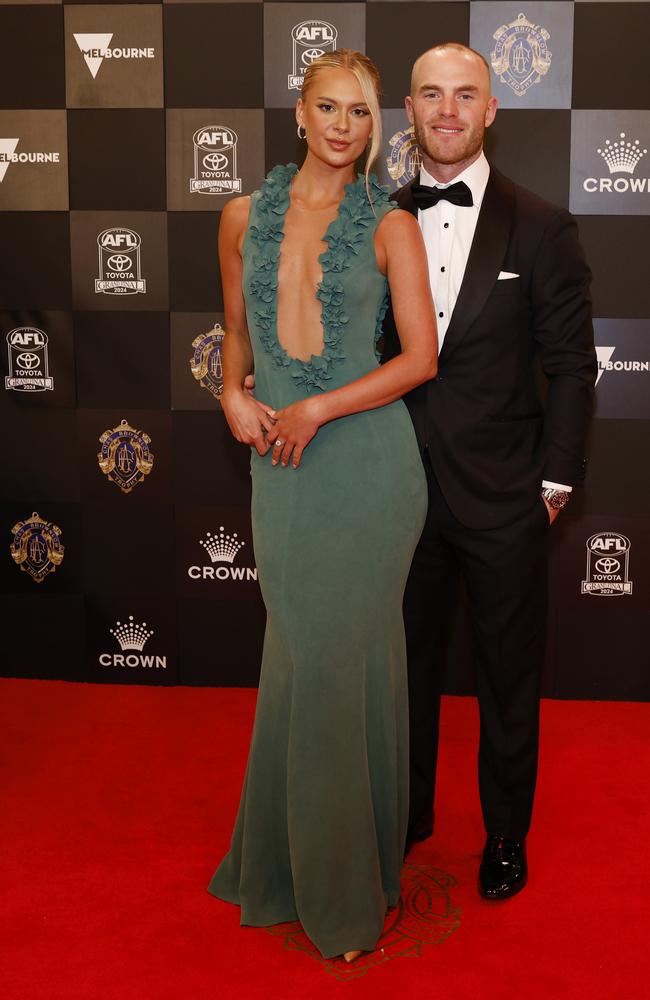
[247,163,393,391]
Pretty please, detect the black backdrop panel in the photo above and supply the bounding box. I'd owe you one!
[0,214,72,310]
[75,311,171,409]
[67,109,167,211]
[0,6,66,110]
[1,1,649,700]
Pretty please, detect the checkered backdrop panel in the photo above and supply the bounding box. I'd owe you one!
[1,1,649,698]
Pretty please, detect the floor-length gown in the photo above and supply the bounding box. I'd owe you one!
[208,164,428,959]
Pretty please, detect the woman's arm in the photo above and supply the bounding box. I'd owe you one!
[269,209,438,468]
[219,197,277,455]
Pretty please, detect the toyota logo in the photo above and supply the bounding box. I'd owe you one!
[107,254,132,271]
[595,557,620,574]
[302,47,325,66]
[16,352,40,369]
[203,152,228,171]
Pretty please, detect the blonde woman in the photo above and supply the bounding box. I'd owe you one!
[208,50,438,961]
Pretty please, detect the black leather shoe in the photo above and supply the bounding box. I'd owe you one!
[479,835,527,900]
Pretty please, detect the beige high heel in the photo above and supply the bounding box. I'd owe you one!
[343,950,363,963]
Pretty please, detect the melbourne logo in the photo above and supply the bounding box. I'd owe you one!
[98,419,154,494]
[191,127,241,195]
[190,323,224,400]
[581,532,633,597]
[95,228,146,295]
[5,327,53,392]
[10,512,64,583]
[99,616,166,669]
[0,138,60,183]
[596,345,650,385]
[491,12,552,97]
[73,33,155,80]
[386,126,421,188]
[583,132,649,195]
[288,20,338,91]
[188,526,258,583]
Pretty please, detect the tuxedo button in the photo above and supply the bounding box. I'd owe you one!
[438,311,444,318]
[440,266,446,272]
[443,222,449,229]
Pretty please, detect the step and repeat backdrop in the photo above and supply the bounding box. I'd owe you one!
[1,1,649,698]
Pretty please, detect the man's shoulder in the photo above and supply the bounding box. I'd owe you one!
[389,177,417,209]
[491,165,569,225]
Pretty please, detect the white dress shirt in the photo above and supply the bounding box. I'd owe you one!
[417,152,571,495]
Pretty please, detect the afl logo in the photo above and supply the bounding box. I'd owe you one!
[289,20,338,91]
[95,227,146,295]
[5,326,53,392]
[581,531,633,597]
[191,125,242,196]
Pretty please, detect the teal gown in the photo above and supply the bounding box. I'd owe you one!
[208,164,428,959]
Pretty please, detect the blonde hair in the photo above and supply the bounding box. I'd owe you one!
[301,49,383,201]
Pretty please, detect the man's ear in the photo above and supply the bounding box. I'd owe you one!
[484,96,498,129]
[405,95,414,126]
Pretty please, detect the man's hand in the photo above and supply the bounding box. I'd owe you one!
[221,388,276,456]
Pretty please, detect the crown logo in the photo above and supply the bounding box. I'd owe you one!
[597,133,647,175]
[199,527,245,564]
[110,616,154,651]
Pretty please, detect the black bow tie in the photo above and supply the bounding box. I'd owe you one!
[412,180,474,210]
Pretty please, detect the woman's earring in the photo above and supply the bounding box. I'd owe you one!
[297,124,306,139]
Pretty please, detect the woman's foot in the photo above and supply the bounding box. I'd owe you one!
[343,950,363,963]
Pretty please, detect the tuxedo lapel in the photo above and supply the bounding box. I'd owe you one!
[439,167,515,363]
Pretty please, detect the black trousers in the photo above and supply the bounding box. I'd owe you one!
[405,450,549,841]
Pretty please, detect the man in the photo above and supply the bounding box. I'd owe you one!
[382,44,596,899]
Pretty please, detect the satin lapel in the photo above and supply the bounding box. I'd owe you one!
[439,167,515,363]
[393,174,420,218]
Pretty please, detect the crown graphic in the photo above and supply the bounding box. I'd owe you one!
[199,526,245,564]
[110,616,154,651]
[597,133,647,175]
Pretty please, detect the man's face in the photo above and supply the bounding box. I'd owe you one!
[406,48,497,171]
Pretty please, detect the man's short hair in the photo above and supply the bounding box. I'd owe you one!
[412,43,492,94]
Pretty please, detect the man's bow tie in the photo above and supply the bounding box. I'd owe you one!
[412,180,474,210]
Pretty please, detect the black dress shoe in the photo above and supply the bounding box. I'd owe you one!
[479,835,527,900]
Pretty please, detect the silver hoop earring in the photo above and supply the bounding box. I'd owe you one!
[297,124,306,139]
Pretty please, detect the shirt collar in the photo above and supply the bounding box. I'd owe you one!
[419,151,490,210]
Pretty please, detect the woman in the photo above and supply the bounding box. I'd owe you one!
[208,49,438,962]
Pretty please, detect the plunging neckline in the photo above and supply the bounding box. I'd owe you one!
[277,172,353,364]
[247,163,392,391]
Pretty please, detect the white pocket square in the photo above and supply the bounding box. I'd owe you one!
[497,271,520,280]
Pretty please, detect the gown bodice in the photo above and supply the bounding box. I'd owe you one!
[242,163,396,412]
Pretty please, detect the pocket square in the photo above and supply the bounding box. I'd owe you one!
[497,271,520,280]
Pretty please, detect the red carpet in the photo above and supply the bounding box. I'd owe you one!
[1,679,648,999]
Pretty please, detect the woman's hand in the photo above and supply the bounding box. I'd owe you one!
[266,397,322,468]
[221,388,277,456]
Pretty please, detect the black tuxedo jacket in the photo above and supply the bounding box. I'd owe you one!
[382,166,597,530]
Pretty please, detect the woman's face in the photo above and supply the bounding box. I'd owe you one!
[297,67,374,170]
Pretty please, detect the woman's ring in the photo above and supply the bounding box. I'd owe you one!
[275,438,284,447]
